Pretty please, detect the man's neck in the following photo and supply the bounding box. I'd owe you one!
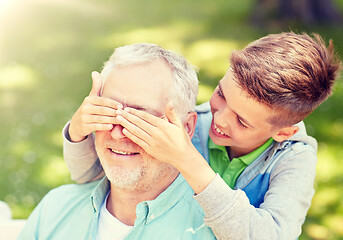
[106,171,179,226]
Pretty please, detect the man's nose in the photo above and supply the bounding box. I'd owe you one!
[110,124,126,140]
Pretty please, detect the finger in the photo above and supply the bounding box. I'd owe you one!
[87,123,113,132]
[120,108,161,132]
[85,115,119,125]
[165,102,183,127]
[116,115,152,141]
[86,96,123,110]
[122,107,165,127]
[122,128,150,150]
[89,71,102,97]
[85,105,118,117]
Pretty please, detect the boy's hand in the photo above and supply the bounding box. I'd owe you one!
[115,104,216,194]
[68,71,122,142]
[115,104,194,167]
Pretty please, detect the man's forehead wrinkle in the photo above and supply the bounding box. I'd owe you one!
[107,95,163,117]
[102,84,165,117]
[101,62,171,117]
[126,103,159,115]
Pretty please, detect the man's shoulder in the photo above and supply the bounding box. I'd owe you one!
[47,179,101,198]
[39,179,102,214]
[154,176,215,239]
[171,176,206,216]
[18,180,102,239]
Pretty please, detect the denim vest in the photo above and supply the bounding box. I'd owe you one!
[191,102,316,208]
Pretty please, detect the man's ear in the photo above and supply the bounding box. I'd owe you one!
[272,125,299,142]
[183,111,198,139]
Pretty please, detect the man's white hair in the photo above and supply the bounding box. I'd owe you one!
[100,43,198,117]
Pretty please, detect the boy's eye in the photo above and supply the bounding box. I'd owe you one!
[216,88,224,98]
[236,117,248,129]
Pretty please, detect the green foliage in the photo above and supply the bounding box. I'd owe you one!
[0,0,342,239]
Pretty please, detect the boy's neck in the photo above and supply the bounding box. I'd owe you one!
[227,138,275,159]
[227,144,261,159]
[226,146,252,159]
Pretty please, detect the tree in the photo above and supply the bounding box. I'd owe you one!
[252,0,342,27]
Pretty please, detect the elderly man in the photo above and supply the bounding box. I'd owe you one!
[18,43,215,240]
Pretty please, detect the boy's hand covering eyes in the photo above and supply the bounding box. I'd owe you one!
[115,103,195,169]
[68,71,123,142]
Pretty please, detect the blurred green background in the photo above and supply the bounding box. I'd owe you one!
[0,0,342,239]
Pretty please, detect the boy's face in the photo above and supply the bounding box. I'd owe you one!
[209,69,280,158]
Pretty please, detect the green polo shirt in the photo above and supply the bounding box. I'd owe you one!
[208,138,274,188]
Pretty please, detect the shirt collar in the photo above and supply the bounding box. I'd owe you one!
[208,138,274,165]
[90,177,110,213]
[143,174,189,224]
[89,174,190,224]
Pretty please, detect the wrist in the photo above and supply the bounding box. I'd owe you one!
[68,124,86,143]
[178,147,216,194]
[70,134,87,143]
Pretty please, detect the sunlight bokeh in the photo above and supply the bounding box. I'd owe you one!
[39,156,70,188]
[187,39,239,76]
[1,0,342,239]
[0,0,14,13]
[0,63,37,90]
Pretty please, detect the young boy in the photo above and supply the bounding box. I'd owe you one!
[63,32,341,239]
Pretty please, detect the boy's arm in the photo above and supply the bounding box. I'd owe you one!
[111,104,315,239]
[63,122,104,183]
[194,146,316,240]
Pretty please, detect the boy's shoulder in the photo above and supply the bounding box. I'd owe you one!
[264,121,318,168]
[194,102,212,130]
[195,102,211,113]
[284,121,318,152]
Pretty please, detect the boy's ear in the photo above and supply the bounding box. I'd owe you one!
[272,126,299,142]
[184,111,198,139]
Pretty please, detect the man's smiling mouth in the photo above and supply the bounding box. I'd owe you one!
[109,148,140,156]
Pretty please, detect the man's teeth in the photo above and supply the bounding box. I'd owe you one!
[110,149,137,155]
[214,124,227,136]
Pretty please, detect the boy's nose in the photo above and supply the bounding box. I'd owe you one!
[110,124,126,140]
[215,109,232,128]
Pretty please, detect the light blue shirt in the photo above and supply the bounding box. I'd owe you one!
[18,175,215,240]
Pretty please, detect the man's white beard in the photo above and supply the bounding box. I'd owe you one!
[102,162,147,191]
[95,142,179,192]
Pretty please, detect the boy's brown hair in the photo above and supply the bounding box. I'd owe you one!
[230,32,341,127]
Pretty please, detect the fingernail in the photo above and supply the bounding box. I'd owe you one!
[116,109,122,115]
[117,104,123,109]
[124,107,130,112]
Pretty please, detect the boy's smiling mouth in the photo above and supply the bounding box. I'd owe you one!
[212,123,229,137]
